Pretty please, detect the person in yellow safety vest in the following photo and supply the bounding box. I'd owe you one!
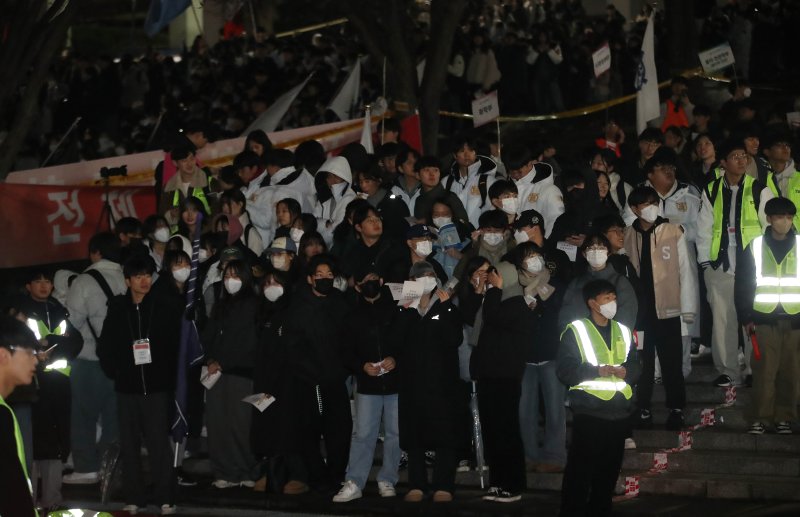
[556,279,640,517]
[159,144,213,230]
[20,270,84,513]
[735,197,800,435]
[697,138,775,389]
[0,314,41,517]
[762,131,800,231]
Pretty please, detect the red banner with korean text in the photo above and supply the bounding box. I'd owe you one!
[0,183,156,268]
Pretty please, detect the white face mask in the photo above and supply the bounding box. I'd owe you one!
[585,249,609,269]
[433,216,452,228]
[598,300,617,320]
[501,197,519,215]
[198,249,210,263]
[263,285,284,302]
[525,255,545,273]
[153,227,170,243]
[224,277,243,295]
[415,240,433,257]
[418,275,438,293]
[743,87,752,98]
[513,229,529,244]
[483,232,504,247]
[289,228,304,243]
[640,204,659,223]
[270,254,288,271]
[172,267,190,283]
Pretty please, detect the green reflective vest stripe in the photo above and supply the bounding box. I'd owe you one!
[47,509,114,517]
[708,175,763,261]
[767,172,800,231]
[752,235,800,314]
[172,187,210,213]
[0,395,35,507]
[26,318,71,377]
[564,319,633,401]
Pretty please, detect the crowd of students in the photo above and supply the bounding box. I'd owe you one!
[3,74,800,517]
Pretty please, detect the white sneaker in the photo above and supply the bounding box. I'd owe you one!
[240,480,256,488]
[624,438,637,450]
[377,480,396,497]
[63,471,99,484]
[160,504,177,515]
[332,480,362,502]
[122,504,139,515]
[456,459,471,472]
[212,479,240,489]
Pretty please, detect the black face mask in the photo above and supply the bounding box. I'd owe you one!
[314,278,334,295]
[361,279,381,299]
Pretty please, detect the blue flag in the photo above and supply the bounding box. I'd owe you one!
[171,211,205,455]
[145,0,192,38]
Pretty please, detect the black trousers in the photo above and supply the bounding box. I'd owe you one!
[295,380,352,488]
[117,392,175,506]
[407,447,456,493]
[477,378,526,493]
[637,316,686,410]
[560,414,627,517]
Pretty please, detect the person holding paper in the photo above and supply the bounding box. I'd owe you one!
[453,210,515,280]
[402,224,449,285]
[395,261,464,503]
[333,270,401,503]
[96,256,183,515]
[512,209,573,284]
[201,259,260,490]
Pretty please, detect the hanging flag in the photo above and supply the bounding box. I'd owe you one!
[327,61,362,121]
[360,106,374,154]
[144,0,192,38]
[242,73,313,135]
[400,113,423,153]
[171,211,205,464]
[635,12,660,134]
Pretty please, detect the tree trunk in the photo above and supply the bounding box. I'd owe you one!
[664,0,696,72]
[0,1,77,180]
[418,0,468,155]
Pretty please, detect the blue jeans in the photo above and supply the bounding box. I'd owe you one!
[519,362,566,466]
[70,359,118,472]
[345,392,400,489]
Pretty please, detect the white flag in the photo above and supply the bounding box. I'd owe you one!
[360,105,374,154]
[327,61,361,121]
[635,13,660,134]
[242,73,313,135]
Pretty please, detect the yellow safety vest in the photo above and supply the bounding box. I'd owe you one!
[0,394,36,513]
[563,319,633,401]
[26,318,71,377]
[766,171,800,231]
[708,175,764,261]
[751,234,800,314]
[47,509,114,517]
[172,187,210,213]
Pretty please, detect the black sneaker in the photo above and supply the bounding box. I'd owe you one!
[398,451,408,470]
[637,409,653,429]
[665,409,685,431]
[494,489,522,503]
[482,487,501,501]
[424,451,436,466]
[713,374,733,387]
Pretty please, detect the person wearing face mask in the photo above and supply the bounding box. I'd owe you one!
[265,237,300,282]
[281,255,352,493]
[250,270,294,492]
[395,261,464,503]
[511,209,573,283]
[429,199,473,280]
[403,224,448,285]
[143,215,172,272]
[624,187,696,430]
[550,169,603,256]
[557,280,641,517]
[503,142,565,238]
[735,198,800,435]
[558,235,638,332]
[453,210,514,280]
[201,260,260,489]
[333,270,401,502]
[488,180,520,226]
[313,156,358,248]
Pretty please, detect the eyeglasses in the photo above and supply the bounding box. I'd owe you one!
[8,346,42,357]
[727,152,748,161]
[363,216,382,224]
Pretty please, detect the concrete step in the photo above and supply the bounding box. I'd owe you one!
[649,382,749,405]
[632,428,800,453]
[623,448,800,477]
[631,471,800,501]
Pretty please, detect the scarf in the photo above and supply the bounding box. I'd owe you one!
[517,267,555,301]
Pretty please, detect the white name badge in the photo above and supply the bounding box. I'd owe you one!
[132,339,152,365]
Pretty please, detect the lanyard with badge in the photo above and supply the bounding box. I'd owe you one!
[127,302,155,366]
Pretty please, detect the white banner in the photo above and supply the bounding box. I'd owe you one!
[592,43,611,78]
[698,43,735,74]
[471,91,499,128]
[636,13,660,134]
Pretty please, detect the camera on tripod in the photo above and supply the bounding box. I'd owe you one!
[100,165,128,179]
